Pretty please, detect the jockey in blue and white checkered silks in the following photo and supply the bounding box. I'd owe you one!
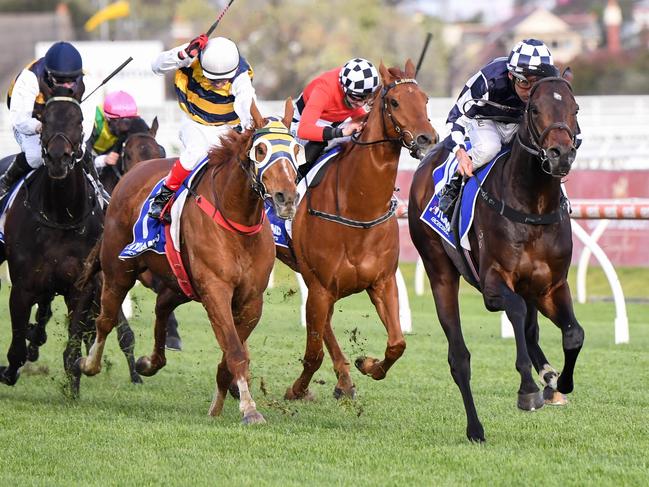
[437,38,582,216]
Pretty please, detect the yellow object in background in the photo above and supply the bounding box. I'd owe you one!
[84,1,130,32]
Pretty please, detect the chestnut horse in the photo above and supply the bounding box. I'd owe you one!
[77,100,300,423]
[278,60,436,400]
[408,74,583,442]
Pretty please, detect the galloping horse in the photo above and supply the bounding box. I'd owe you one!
[278,60,436,400]
[0,95,140,395]
[77,100,300,424]
[408,73,582,442]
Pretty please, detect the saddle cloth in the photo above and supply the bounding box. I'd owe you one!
[265,146,341,247]
[120,156,209,259]
[419,146,508,250]
[0,174,32,244]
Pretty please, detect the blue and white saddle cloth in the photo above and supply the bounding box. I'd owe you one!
[419,145,509,250]
[120,156,209,259]
[0,171,37,244]
[265,146,341,247]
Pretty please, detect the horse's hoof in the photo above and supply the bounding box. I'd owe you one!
[517,391,544,411]
[0,366,19,386]
[165,336,182,352]
[333,385,356,400]
[27,323,47,346]
[467,423,486,443]
[75,357,94,377]
[135,356,159,377]
[284,387,315,401]
[543,387,568,405]
[26,345,40,363]
[130,373,143,385]
[241,411,266,425]
[354,356,385,380]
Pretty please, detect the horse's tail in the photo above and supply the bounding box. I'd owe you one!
[76,238,102,290]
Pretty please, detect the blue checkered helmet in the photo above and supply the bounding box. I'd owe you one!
[507,39,553,76]
[339,58,379,98]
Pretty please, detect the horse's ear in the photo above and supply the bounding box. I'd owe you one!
[404,58,416,78]
[149,116,159,137]
[378,60,392,85]
[282,97,294,129]
[562,66,573,83]
[250,99,265,129]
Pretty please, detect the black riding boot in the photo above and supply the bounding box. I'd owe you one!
[297,141,327,179]
[0,153,31,200]
[438,172,463,217]
[148,184,175,223]
[83,153,111,204]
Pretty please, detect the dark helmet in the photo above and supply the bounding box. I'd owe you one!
[44,41,83,78]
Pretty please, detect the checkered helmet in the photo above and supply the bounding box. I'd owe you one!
[507,39,553,75]
[339,58,379,98]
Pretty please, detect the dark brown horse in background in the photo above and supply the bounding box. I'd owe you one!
[78,100,299,423]
[0,96,139,395]
[408,74,583,442]
[278,60,436,400]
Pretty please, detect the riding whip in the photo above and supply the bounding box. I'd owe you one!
[81,56,134,103]
[206,0,236,37]
[415,32,433,78]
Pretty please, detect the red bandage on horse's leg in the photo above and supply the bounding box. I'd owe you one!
[165,159,191,191]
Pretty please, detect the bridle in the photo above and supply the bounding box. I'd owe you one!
[117,132,162,177]
[41,96,84,169]
[351,78,423,157]
[516,77,578,175]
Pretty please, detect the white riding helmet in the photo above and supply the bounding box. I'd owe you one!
[199,37,240,80]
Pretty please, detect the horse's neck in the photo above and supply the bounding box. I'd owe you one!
[41,166,90,221]
[503,142,563,213]
[210,159,261,225]
[338,107,401,203]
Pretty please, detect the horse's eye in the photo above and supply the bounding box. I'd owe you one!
[530,106,539,115]
[390,98,399,108]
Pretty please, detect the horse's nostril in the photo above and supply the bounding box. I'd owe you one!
[416,134,433,147]
[274,192,285,204]
[548,148,561,160]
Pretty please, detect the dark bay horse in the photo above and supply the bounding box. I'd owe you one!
[408,74,583,442]
[0,96,139,395]
[278,60,436,400]
[77,99,300,423]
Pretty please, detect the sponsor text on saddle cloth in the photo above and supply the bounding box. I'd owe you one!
[265,146,342,247]
[419,143,508,250]
[121,119,298,298]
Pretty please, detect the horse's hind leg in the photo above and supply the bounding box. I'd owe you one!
[356,275,406,381]
[142,271,182,351]
[64,287,97,398]
[0,288,35,386]
[25,299,53,362]
[135,287,187,377]
[115,309,142,384]
[524,304,565,405]
[285,284,334,401]
[537,282,584,396]
[323,322,355,399]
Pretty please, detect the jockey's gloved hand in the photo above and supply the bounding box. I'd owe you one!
[232,124,243,134]
[184,34,209,59]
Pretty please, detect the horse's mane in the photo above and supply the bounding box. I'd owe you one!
[206,128,253,167]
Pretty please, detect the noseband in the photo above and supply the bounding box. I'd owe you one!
[516,77,578,173]
[117,132,161,177]
[41,97,83,168]
[351,78,422,157]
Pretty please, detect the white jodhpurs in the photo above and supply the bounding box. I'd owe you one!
[466,119,518,170]
[178,115,234,170]
[13,129,43,169]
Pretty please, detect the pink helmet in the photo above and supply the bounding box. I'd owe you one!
[103,90,138,118]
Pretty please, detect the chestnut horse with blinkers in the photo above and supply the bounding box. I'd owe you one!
[77,100,300,423]
[278,60,436,400]
[408,72,583,442]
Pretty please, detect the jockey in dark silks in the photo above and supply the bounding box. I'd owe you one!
[291,57,380,178]
[1,41,87,200]
[437,38,582,217]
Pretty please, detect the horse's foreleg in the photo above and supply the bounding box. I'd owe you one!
[285,285,333,401]
[537,282,584,396]
[202,288,264,424]
[484,273,543,411]
[323,321,355,399]
[358,275,406,381]
[64,287,97,398]
[0,288,34,386]
[115,308,142,384]
[136,288,186,377]
[26,298,53,362]
[524,304,564,405]
[145,272,182,351]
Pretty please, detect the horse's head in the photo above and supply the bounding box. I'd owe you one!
[375,59,437,159]
[40,96,84,179]
[522,72,579,177]
[121,117,165,173]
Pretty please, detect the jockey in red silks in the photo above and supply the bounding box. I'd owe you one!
[292,58,380,177]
